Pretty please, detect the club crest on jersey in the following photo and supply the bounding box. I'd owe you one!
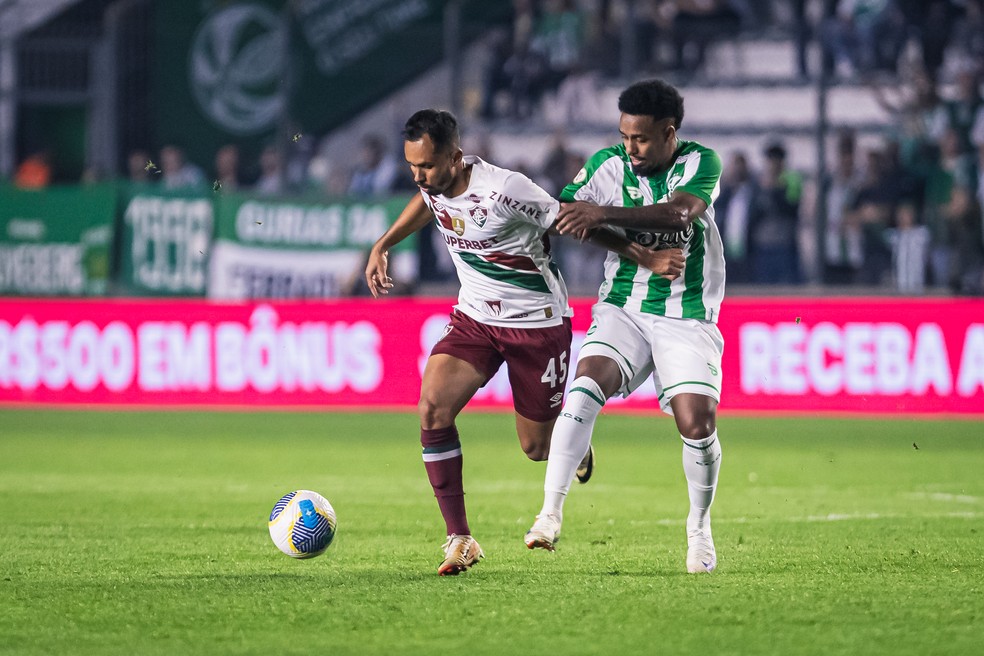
[468,205,488,228]
[626,186,643,200]
[573,168,587,184]
[667,174,683,191]
[452,216,466,236]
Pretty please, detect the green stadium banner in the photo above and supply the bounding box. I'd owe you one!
[118,183,213,296]
[0,184,115,296]
[208,193,417,299]
[153,0,510,170]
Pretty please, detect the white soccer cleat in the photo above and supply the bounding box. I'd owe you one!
[438,534,483,576]
[686,528,717,573]
[525,513,562,551]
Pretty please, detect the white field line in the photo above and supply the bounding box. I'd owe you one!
[615,511,984,527]
[903,492,981,504]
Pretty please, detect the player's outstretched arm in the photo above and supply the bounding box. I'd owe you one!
[556,192,707,236]
[585,228,685,281]
[366,194,432,298]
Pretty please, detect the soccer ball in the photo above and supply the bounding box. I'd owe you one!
[268,490,337,558]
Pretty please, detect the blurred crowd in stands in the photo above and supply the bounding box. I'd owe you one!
[7,0,984,296]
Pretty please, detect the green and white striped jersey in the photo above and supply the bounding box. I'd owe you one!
[561,140,725,322]
[420,156,571,327]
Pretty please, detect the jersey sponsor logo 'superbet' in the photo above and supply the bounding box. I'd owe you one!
[740,321,984,396]
[442,234,500,250]
[189,5,285,135]
[0,306,382,394]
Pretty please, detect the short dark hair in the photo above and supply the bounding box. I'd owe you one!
[403,109,460,154]
[764,141,787,160]
[617,79,684,129]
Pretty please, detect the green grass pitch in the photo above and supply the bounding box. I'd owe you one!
[0,408,981,655]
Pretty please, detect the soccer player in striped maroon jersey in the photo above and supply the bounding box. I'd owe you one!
[366,109,685,575]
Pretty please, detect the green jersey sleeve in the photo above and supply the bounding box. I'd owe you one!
[672,144,721,207]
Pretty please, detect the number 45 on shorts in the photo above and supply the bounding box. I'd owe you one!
[541,352,568,388]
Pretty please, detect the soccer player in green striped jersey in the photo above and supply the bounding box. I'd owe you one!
[366,109,685,576]
[525,79,725,573]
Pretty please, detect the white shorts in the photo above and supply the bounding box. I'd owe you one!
[578,302,724,414]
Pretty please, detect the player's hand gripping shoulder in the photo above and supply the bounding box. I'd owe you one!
[364,248,393,298]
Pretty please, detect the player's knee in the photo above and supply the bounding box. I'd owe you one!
[522,441,549,461]
[677,413,716,440]
[418,395,453,430]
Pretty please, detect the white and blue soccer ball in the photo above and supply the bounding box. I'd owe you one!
[268,490,337,559]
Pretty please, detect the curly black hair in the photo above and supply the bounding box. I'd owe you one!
[617,79,684,129]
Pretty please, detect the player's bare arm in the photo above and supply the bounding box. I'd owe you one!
[365,194,432,298]
[555,191,707,236]
[584,228,685,280]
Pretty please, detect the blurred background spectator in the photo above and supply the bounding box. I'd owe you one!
[14,150,52,189]
[347,134,400,198]
[715,150,757,284]
[821,129,864,283]
[254,145,285,196]
[213,144,244,193]
[160,145,205,190]
[748,142,802,284]
[126,149,153,183]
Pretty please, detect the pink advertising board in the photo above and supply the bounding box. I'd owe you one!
[0,297,982,415]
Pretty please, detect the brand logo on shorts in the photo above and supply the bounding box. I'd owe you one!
[468,206,488,228]
[707,363,719,376]
[452,216,466,236]
[586,325,597,335]
[484,300,502,316]
[549,392,563,408]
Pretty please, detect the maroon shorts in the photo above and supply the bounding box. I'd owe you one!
[430,310,573,422]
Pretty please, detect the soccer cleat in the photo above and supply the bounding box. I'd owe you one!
[438,534,484,576]
[575,445,595,484]
[686,528,717,573]
[524,513,562,551]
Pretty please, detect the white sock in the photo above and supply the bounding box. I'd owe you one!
[681,431,722,532]
[540,376,606,518]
